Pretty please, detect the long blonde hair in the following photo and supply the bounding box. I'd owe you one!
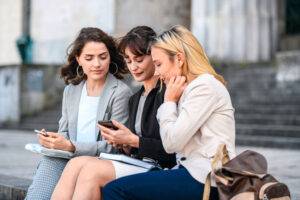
[152,25,226,85]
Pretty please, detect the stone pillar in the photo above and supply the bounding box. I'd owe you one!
[31,0,115,64]
[192,0,279,62]
[0,0,22,65]
[115,0,191,35]
[0,66,20,123]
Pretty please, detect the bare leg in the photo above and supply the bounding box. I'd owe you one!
[72,159,115,200]
[51,156,96,200]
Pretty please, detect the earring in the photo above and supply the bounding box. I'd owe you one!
[110,62,119,75]
[76,65,84,78]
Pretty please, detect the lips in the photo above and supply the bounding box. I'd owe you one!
[133,72,143,76]
[92,70,103,74]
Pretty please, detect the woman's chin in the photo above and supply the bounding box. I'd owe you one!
[88,74,107,81]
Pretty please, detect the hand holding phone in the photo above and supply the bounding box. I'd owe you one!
[98,120,118,130]
[34,129,49,137]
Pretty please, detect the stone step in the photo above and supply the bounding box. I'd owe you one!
[0,174,31,200]
[231,95,300,105]
[236,124,300,138]
[235,104,300,114]
[21,115,61,124]
[236,134,300,149]
[18,122,58,132]
[235,114,300,126]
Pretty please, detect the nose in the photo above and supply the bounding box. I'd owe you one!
[129,63,138,71]
[92,57,101,68]
[154,69,160,76]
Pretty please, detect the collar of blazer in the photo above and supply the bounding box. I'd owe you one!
[69,73,119,140]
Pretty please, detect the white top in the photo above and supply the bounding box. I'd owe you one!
[77,82,100,142]
[157,74,236,186]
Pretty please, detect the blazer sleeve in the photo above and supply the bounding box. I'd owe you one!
[157,81,218,154]
[57,86,69,139]
[72,84,132,156]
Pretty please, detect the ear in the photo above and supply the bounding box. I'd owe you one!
[176,52,185,68]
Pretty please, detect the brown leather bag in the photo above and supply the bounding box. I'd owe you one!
[203,144,291,200]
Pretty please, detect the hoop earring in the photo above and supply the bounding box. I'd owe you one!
[76,65,84,78]
[110,62,119,75]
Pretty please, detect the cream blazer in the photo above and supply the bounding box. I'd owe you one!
[157,74,236,185]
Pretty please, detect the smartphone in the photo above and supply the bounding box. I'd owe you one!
[98,120,118,130]
[34,129,49,137]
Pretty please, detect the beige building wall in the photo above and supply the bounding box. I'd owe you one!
[192,0,278,62]
[0,0,22,65]
[115,0,191,35]
[31,0,115,64]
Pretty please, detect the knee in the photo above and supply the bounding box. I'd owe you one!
[79,160,104,179]
[78,160,114,183]
[66,156,91,168]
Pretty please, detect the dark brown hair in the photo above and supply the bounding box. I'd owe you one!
[61,27,128,85]
[118,26,156,57]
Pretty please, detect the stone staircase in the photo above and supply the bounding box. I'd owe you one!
[10,59,300,149]
[17,104,61,131]
[225,65,300,149]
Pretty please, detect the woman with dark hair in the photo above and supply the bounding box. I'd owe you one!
[25,27,132,200]
[51,26,176,200]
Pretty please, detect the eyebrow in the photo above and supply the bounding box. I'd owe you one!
[84,52,108,56]
[124,54,144,59]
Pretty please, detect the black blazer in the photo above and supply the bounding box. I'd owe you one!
[128,83,176,169]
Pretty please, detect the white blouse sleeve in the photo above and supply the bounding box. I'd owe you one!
[157,81,218,153]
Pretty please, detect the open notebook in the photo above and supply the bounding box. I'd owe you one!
[25,143,74,159]
[99,153,161,170]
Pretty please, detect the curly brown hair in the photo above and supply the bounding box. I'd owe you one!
[61,27,128,85]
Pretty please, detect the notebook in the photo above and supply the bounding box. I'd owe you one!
[25,143,74,159]
[99,153,161,170]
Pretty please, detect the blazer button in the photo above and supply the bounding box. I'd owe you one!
[180,157,186,161]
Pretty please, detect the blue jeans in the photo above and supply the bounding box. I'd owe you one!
[103,166,219,200]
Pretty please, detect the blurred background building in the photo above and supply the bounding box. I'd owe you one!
[0,0,300,149]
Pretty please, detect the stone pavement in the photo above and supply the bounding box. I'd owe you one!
[0,129,299,199]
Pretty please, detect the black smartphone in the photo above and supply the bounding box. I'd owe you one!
[98,120,118,130]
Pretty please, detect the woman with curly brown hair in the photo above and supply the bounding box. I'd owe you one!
[25,27,132,200]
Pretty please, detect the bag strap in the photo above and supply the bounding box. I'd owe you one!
[203,173,211,200]
[202,144,230,200]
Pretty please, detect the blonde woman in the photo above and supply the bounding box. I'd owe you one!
[102,25,236,200]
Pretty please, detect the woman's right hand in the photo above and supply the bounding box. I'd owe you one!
[98,120,139,148]
[38,131,75,152]
[164,76,187,103]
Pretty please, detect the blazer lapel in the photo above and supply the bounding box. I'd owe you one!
[95,73,118,139]
[69,81,85,141]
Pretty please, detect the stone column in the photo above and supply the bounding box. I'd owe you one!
[192,0,279,62]
[115,0,191,35]
[0,0,22,65]
[31,0,115,64]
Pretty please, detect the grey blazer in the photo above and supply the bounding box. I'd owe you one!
[58,73,132,157]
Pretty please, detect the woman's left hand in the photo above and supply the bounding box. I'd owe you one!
[164,76,187,103]
[98,120,139,148]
